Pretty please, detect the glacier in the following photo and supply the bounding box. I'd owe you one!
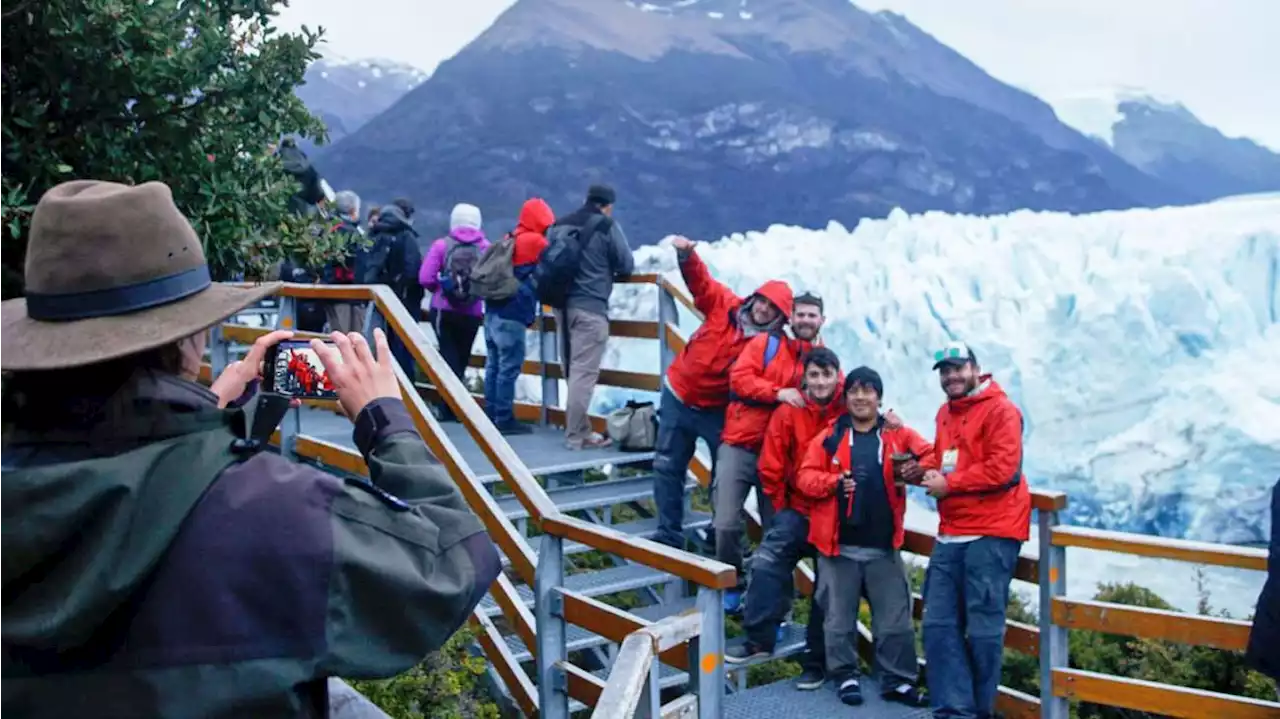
[576,193,1280,550]
[489,194,1280,612]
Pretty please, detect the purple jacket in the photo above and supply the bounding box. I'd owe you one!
[419,227,490,317]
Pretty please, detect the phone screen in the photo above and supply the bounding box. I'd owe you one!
[265,340,340,399]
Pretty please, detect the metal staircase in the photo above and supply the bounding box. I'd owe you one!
[208,280,1277,719]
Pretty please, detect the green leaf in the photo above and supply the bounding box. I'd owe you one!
[55,164,73,174]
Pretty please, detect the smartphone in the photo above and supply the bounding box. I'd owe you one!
[263,340,340,399]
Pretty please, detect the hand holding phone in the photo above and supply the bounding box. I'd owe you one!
[264,340,341,399]
[211,329,296,408]
[309,329,402,419]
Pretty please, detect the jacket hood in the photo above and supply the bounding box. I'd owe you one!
[516,198,555,235]
[947,375,1005,413]
[446,226,487,244]
[372,205,417,236]
[752,280,794,319]
[1,375,240,653]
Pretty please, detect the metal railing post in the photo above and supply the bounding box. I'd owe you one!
[639,656,660,719]
[692,586,724,718]
[537,306,560,427]
[1038,509,1068,719]
[209,324,229,378]
[657,283,678,377]
[536,533,569,719]
[361,300,378,345]
[277,295,297,331]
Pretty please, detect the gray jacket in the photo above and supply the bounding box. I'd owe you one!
[553,206,635,317]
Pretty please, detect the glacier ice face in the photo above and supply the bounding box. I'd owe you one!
[591,194,1280,544]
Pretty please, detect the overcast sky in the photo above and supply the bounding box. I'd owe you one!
[277,0,1280,149]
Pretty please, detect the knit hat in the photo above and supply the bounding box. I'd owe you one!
[587,184,616,206]
[844,366,883,398]
[450,203,482,231]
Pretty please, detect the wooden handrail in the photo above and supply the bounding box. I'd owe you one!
[1052,668,1280,719]
[542,514,737,590]
[471,611,538,717]
[1051,597,1254,651]
[459,354,663,392]
[1051,525,1268,571]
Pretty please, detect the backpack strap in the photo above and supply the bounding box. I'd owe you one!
[763,333,782,369]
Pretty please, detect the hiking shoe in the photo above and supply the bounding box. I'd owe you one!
[794,667,825,691]
[837,677,863,706]
[724,642,771,665]
[882,682,928,707]
[496,421,533,436]
[566,433,612,451]
[722,590,743,615]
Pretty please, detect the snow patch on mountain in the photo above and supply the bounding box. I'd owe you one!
[1049,86,1187,145]
[574,196,1280,545]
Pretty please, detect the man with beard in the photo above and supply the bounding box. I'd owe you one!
[919,342,1031,719]
[714,293,824,611]
[724,346,842,689]
[651,236,793,551]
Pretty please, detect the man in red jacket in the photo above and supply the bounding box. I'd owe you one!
[919,341,1031,719]
[724,347,841,689]
[651,236,793,550]
[715,292,823,607]
[792,366,932,708]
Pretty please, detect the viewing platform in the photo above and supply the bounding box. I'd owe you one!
[206,278,1277,719]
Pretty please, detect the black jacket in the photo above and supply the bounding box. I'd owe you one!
[1246,479,1280,680]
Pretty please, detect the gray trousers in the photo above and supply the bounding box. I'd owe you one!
[816,549,919,685]
[712,443,775,582]
[328,679,391,718]
[558,307,609,444]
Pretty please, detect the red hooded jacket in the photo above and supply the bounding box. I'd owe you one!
[922,377,1031,541]
[512,198,553,266]
[796,416,935,557]
[757,392,845,517]
[722,333,814,450]
[665,250,793,410]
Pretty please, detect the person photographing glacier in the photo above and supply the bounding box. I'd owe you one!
[918,341,1031,719]
[651,234,793,551]
[0,180,500,718]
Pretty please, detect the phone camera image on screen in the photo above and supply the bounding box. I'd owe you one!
[268,341,339,399]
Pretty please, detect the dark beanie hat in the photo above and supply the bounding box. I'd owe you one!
[844,365,884,398]
[587,184,616,206]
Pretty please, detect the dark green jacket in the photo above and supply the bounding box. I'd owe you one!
[1,374,499,718]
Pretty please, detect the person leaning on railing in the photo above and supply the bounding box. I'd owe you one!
[0,180,501,718]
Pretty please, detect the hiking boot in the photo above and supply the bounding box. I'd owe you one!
[793,667,825,691]
[881,682,928,707]
[496,421,533,436]
[724,642,771,665]
[566,433,612,451]
[837,677,863,706]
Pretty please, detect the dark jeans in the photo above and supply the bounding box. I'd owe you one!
[433,310,482,417]
[484,314,526,426]
[743,508,824,671]
[922,537,1021,719]
[652,387,725,548]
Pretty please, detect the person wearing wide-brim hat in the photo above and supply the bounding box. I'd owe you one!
[0,180,499,717]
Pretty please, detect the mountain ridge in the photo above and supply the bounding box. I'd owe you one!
[315,0,1185,242]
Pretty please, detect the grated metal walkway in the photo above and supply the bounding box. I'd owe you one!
[723,678,933,718]
[293,406,656,481]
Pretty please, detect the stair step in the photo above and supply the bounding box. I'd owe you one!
[496,475,691,521]
[499,511,714,567]
[723,675,932,718]
[481,562,676,615]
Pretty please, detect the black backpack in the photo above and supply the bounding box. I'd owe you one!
[440,237,481,303]
[533,215,609,308]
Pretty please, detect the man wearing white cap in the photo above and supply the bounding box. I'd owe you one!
[919,341,1031,719]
